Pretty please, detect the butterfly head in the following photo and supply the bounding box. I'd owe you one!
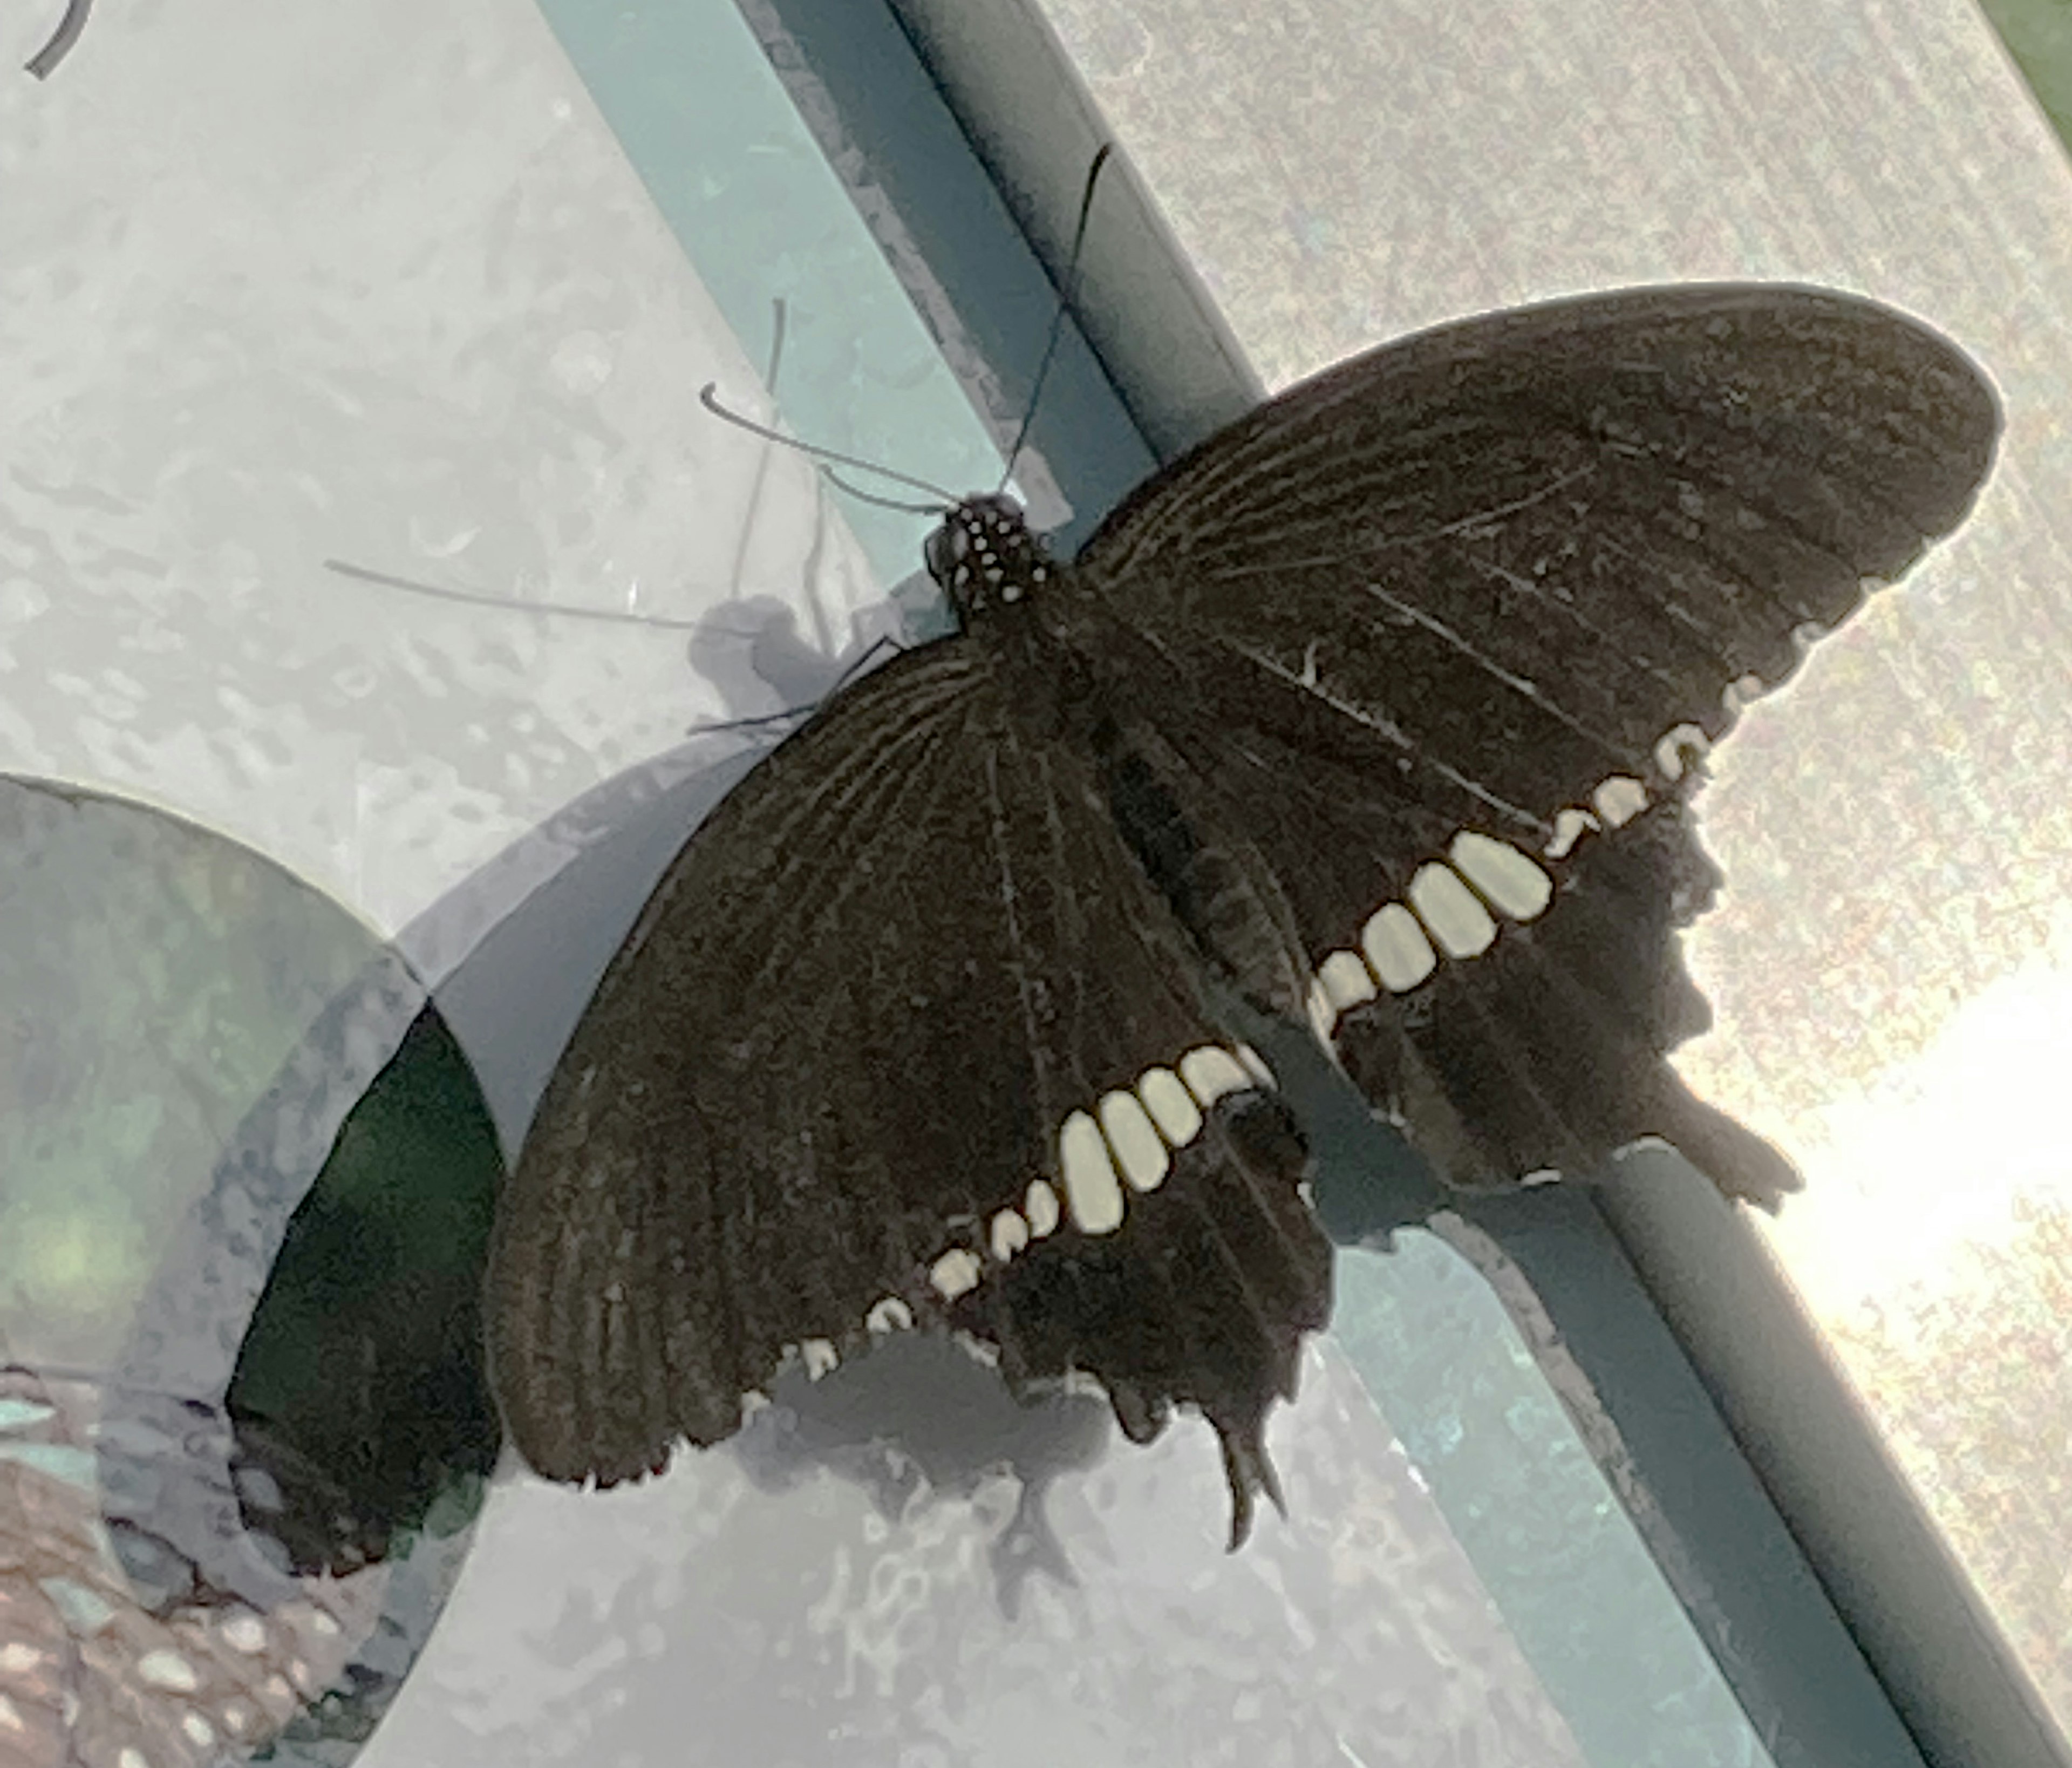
[925,494,1055,622]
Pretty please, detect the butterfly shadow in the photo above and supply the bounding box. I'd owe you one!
[731,1334,1112,1617]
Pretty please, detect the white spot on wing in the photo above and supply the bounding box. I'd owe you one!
[1025,1179,1061,1236]
[1653,722,1709,782]
[1236,1044,1273,1087]
[1059,1110,1125,1232]
[990,1208,1030,1260]
[0,1644,40,1674]
[865,1296,913,1334]
[182,1713,217,1747]
[1306,978,1336,1044]
[1137,1067,1204,1145]
[930,1249,983,1300]
[1592,775,1648,827]
[118,1750,148,1768]
[0,1696,23,1735]
[1179,1045,1250,1105]
[1099,1091,1169,1192]
[1319,948,1380,1010]
[1408,865,1498,957]
[1545,807,1599,860]
[800,1338,837,1380]
[1361,903,1436,991]
[1723,670,1766,713]
[1450,832,1553,921]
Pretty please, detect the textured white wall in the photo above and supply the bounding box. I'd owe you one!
[0,0,878,946]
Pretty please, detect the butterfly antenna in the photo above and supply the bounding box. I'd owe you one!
[322,559,714,633]
[998,142,1115,495]
[25,0,92,78]
[699,385,957,507]
[821,465,943,516]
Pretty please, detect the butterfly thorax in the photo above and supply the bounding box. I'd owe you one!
[925,494,1057,624]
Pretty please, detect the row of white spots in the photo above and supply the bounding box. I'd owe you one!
[923,1043,1270,1303]
[765,1044,1269,1386]
[1550,730,1711,858]
[1303,729,1716,1038]
[1305,830,1559,1038]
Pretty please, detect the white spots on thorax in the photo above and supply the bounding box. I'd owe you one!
[866,1295,914,1334]
[1408,863,1498,958]
[929,1248,983,1301]
[1058,1110,1126,1233]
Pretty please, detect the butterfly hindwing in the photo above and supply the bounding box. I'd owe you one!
[485,637,1332,1527]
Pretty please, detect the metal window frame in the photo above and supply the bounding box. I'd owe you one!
[736,2,2071,1765]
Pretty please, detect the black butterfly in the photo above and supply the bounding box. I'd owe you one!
[485,283,1998,1547]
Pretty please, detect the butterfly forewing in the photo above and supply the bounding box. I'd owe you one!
[1080,285,1998,829]
[485,635,1331,1519]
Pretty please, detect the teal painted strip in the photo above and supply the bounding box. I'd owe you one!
[531,0,1004,587]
